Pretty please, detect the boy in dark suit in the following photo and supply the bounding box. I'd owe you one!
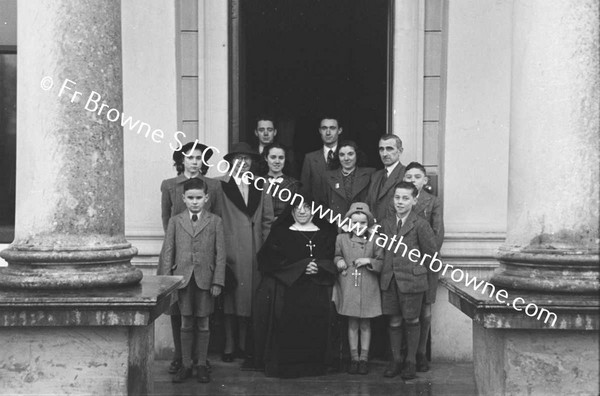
[160,178,226,383]
[378,181,438,380]
[403,162,445,371]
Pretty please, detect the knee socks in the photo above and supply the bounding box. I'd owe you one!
[171,315,182,361]
[388,326,403,363]
[196,329,210,366]
[180,326,194,367]
[417,314,431,356]
[405,321,421,364]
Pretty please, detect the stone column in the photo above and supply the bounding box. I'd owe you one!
[445,1,599,394]
[0,0,142,288]
[490,0,599,293]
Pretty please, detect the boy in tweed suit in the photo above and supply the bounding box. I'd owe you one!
[160,178,226,383]
[403,161,445,371]
[378,181,438,380]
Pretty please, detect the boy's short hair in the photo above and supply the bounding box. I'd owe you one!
[405,161,427,176]
[183,178,208,193]
[394,181,418,197]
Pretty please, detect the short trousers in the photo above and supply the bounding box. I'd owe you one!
[381,277,423,320]
[178,276,214,317]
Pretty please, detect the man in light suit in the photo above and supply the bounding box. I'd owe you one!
[366,134,406,223]
[300,117,343,203]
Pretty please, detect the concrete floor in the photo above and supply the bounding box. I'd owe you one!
[152,356,477,396]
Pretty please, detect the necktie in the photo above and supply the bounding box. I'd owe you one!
[327,149,334,168]
[191,214,198,222]
[378,169,388,196]
[269,177,283,184]
[396,218,402,234]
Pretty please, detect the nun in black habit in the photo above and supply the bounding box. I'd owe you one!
[252,197,338,378]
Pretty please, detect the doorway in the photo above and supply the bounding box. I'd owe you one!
[237,0,390,170]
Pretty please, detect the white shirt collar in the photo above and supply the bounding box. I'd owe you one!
[386,160,400,177]
[397,210,411,227]
[323,145,337,160]
[189,210,202,219]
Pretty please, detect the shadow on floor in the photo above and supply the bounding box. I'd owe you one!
[152,355,477,396]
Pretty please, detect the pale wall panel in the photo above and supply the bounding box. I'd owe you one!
[181,77,199,120]
[424,77,440,121]
[441,0,511,233]
[425,32,442,76]
[0,0,16,46]
[122,1,179,236]
[424,121,439,166]
[425,0,442,31]
[182,121,198,142]
[180,32,198,77]
[179,0,198,31]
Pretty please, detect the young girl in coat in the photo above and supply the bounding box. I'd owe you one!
[332,202,383,375]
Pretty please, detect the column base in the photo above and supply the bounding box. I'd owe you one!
[491,247,599,293]
[444,279,599,395]
[0,275,182,395]
[0,245,143,289]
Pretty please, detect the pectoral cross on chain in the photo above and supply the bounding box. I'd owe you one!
[306,241,315,257]
[352,268,361,287]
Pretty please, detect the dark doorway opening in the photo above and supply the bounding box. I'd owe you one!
[240,0,390,170]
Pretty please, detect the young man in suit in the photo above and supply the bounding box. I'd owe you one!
[300,117,343,203]
[377,181,438,380]
[159,178,226,383]
[367,134,406,223]
[251,115,297,177]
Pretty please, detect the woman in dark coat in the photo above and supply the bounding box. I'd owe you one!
[252,198,338,378]
[321,140,375,222]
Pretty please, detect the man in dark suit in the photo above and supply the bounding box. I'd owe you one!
[367,134,406,223]
[250,115,297,177]
[300,117,343,203]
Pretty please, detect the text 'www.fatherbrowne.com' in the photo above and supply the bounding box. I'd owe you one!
[309,203,558,327]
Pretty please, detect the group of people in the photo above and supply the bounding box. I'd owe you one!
[156,115,444,385]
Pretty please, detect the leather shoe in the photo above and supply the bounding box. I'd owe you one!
[348,360,359,374]
[401,361,417,380]
[383,361,402,378]
[172,366,192,383]
[168,359,182,374]
[358,360,369,375]
[196,365,210,383]
[221,353,234,363]
[416,353,429,372]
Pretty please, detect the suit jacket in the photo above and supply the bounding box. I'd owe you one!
[160,174,222,231]
[321,167,375,218]
[300,148,337,203]
[366,162,406,223]
[414,190,444,250]
[378,210,438,293]
[158,210,226,290]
